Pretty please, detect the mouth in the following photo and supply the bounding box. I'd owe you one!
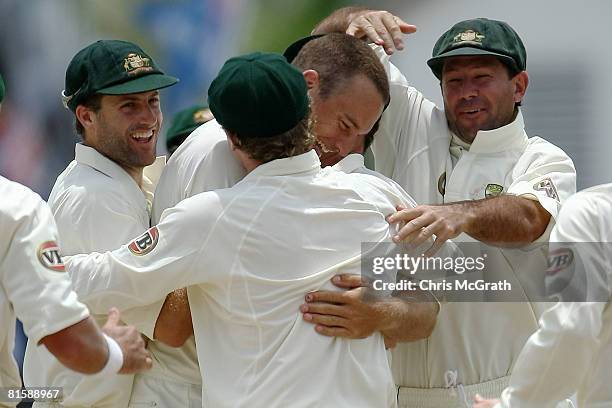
[130,129,155,144]
[459,108,486,118]
[314,139,339,156]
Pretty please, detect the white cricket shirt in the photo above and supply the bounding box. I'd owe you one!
[498,183,612,408]
[23,144,164,408]
[67,150,410,407]
[0,177,88,407]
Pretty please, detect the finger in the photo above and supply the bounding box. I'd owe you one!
[473,394,483,402]
[424,235,448,257]
[394,214,436,242]
[304,313,348,328]
[331,274,367,289]
[393,16,418,34]
[381,13,405,50]
[105,307,121,327]
[301,302,349,318]
[387,207,422,224]
[367,16,396,54]
[144,356,153,370]
[305,290,350,304]
[315,324,352,338]
[347,18,382,45]
[406,226,436,247]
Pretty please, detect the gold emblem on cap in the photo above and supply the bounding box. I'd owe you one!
[123,53,153,75]
[453,30,485,45]
[193,108,213,124]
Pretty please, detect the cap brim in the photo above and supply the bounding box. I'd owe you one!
[427,47,518,79]
[98,73,179,95]
[283,34,325,63]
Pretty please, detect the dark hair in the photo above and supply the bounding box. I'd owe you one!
[292,33,389,105]
[74,93,103,137]
[228,113,315,164]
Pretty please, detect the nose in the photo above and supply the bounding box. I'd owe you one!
[336,132,360,156]
[459,79,478,100]
[138,104,159,127]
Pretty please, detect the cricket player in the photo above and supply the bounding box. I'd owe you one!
[165,104,213,156]
[22,40,195,408]
[63,51,428,407]
[474,184,612,408]
[308,9,577,406]
[152,34,439,347]
[0,176,154,408]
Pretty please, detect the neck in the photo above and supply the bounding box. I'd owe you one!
[122,164,144,187]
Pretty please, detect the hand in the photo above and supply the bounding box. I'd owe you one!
[300,274,384,339]
[346,10,417,55]
[472,394,500,408]
[102,308,152,374]
[387,204,470,256]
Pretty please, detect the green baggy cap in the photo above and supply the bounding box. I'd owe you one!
[62,39,179,111]
[208,52,309,138]
[166,104,213,145]
[427,18,526,79]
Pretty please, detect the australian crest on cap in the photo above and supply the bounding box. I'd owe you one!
[123,53,153,75]
[453,30,485,45]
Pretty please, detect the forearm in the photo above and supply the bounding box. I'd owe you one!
[312,6,368,34]
[40,317,108,374]
[378,294,437,343]
[458,195,550,245]
[154,288,193,347]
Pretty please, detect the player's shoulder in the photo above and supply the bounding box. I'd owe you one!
[564,183,612,214]
[166,119,226,166]
[525,136,573,161]
[0,176,48,221]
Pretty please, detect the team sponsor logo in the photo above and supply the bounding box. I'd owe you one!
[437,172,447,196]
[37,241,65,272]
[128,226,159,256]
[453,30,485,45]
[546,248,574,275]
[193,108,213,124]
[484,183,504,198]
[533,177,559,201]
[123,53,153,75]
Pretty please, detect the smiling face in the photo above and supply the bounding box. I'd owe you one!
[441,55,528,143]
[309,74,384,167]
[80,90,162,173]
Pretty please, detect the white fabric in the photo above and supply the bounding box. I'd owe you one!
[99,334,124,376]
[371,45,577,394]
[498,184,612,408]
[67,150,414,408]
[0,177,89,406]
[23,144,164,408]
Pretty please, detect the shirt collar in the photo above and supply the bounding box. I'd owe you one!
[331,153,365,174]
[244,149,321,179]
[74,143,163,196]
[454,109,528,154]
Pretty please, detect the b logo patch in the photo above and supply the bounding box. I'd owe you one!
[534,177,559,201]
[37,241,65,272]
[128,227,159,256]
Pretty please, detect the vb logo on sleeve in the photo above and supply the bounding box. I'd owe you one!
[37,241,65,272]
[128,226,159,256]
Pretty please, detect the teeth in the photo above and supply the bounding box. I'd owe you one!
[132,130,153,140]
[316,139,338,154]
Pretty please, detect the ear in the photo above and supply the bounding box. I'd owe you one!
[513,71,529,104]
[75,104,96,131]
[302,70,320,90]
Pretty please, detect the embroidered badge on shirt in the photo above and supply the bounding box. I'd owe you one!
[484,183,504,198]
[128,226,159,256]
[37,241,65,272]
[533,177,559,201]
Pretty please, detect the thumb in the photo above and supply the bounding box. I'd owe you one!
[105,307,121,327]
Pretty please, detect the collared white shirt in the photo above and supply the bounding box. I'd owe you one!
[23,143,164,408]
[67,150,411,408]
[372,45,578,390]
[499,183,612,408]
[0,176,88,397]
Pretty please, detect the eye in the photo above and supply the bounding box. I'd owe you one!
[339,120,350,131]
[149,96,160,106]
[121,102,135,109]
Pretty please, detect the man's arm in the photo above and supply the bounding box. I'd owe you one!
[40,308,152,374]
[388,195,551,254]
[300,274,437,343]
[312,6,416,54]
[154,288,193,347]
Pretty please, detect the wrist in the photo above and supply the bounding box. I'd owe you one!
[97,334,124,375]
